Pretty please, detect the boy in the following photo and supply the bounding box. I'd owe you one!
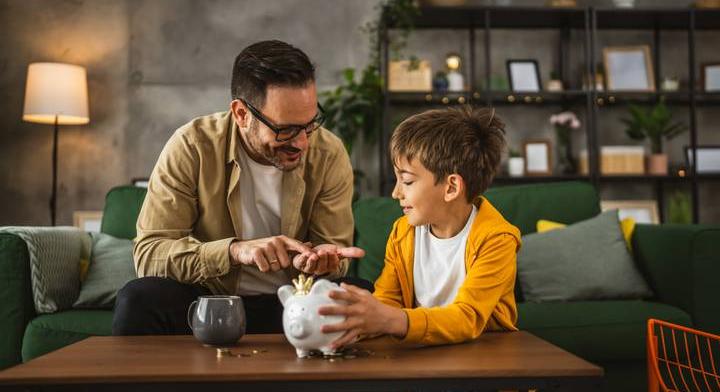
[318,106,521,348]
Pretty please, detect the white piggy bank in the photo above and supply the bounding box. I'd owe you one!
[277,276,346,358]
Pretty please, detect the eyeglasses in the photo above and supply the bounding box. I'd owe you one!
[240,98,325,142]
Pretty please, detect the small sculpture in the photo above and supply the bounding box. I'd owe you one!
[278,275,346,358]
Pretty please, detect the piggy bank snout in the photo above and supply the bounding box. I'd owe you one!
[288,319,309,339]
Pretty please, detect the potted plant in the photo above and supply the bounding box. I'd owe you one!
[550,111,581,174]
[622,102,688,175]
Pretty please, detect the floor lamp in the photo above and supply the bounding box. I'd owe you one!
[22,62,89,226]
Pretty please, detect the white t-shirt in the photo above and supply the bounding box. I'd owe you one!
[236,146,286,295]
[413,206,477,308]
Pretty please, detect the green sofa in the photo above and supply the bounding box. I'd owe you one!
[1,182,718,392]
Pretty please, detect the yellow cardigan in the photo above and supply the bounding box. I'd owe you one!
[373,198,521,345]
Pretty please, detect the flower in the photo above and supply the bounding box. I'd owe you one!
[550,111,581,130]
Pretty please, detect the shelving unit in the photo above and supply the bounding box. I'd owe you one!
[379,5,720,224]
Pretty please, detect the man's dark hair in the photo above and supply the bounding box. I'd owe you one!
[231,40,315,108]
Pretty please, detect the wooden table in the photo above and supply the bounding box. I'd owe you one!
[0,332,603,391]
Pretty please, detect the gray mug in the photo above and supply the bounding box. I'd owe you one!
[187,295,246,346]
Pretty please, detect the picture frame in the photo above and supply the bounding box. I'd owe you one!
[523,140,552,175]
[600,200,660,224]
[685,146,720,173]
[702,63,720,92]
[73,211,103,233]
[132,177,149,188]
[507,59,542,92]
[388,60,432,92]
[603,46,655,92]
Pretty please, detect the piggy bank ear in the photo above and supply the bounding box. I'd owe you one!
[309,279,338,296]
[277,285,294,306]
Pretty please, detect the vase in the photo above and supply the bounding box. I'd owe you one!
[555,126,577,174]
[647,154,668,175]
[508,157,525,177]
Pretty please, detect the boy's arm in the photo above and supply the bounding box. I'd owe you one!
[400,233,519,345]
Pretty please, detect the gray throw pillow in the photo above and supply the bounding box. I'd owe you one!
[73,232,137,309]
[517,210,653,302]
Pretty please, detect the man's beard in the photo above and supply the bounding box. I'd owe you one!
[246,119,303,171]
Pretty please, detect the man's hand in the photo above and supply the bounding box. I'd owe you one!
[292,244,365,275]
[229,236,313,272]
[318,283,408,350]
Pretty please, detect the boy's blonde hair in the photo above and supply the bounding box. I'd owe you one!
[390,106,506,203]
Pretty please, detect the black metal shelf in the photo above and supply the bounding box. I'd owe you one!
[387,91,720,107]
[598,175,691,183]
[388,90,588,106]
[493,175,590,184]
[379,5,719,223]
[408,6,586,30]
[395,7,720,31]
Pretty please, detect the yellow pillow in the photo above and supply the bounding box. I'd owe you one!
[537,217,636,250]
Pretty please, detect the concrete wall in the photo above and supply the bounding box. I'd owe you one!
[1,0,718,226]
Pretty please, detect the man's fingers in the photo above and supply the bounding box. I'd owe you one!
[315,250,329,274]
[303,254,318,274]
[254,250,270,272]
[336,246,366,259]
[281,236,313,254]
[271,240,291,269]
[262,247,280,272]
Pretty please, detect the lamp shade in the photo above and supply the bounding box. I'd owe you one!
[23,62,89,125]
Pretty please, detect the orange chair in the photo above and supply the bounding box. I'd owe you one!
[647,319,720,392]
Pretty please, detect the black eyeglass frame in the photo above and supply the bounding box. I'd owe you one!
[239,98,325,142]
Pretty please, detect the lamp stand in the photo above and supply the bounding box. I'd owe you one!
[50,115,58,226]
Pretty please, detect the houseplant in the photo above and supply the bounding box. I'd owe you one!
[621,102,687,175]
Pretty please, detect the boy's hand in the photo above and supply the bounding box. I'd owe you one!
[318,283,408,350]
[292,245,365,275]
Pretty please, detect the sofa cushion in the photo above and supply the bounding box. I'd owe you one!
[21,310,113,362]
[73,233,136,309]
[485,181,600,235]
[101,186,147,240]
[518,210,652,302]
[518,300,691,362]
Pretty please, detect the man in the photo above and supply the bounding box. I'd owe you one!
[112,40,366,336]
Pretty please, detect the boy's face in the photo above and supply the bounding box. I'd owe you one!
[391,157,447,227]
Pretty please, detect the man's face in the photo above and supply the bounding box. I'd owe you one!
[233,83,317,171]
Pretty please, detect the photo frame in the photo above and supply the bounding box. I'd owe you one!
[507,59,541,92]
[523,140,552,175]
[702,63,720,92]
[388,60,432,92]
[73,211,103,233]
[600,200,659,224]
[603,46,655,92]
[685,146,720,173]
[132,177,149,188]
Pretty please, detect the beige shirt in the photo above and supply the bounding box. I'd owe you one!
[133,111,354,295]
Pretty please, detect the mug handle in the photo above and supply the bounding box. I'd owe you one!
[187,300,198,331]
